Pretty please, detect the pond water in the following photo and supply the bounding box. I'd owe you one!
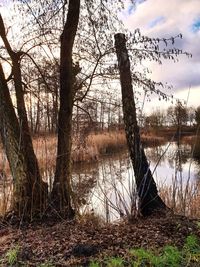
[0,142,199,219]
[72,142,200,221]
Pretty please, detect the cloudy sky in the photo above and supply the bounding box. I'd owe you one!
[121,0,200,110]
[0,0,199,111]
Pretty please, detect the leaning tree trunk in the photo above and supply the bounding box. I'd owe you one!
[0,63,47,218]
[0,15,47,218]
[50,0,80,218]
[114,33,167,216]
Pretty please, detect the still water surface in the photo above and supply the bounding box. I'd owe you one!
[72,142,200,221]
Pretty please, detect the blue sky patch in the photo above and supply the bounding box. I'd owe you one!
[126,0,147,15]
[136,0,147,4]
[127,5,135,15]
[148,16,165,28]
[191,18,200,33]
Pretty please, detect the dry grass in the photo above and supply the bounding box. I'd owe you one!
[71,143,99,163]
[71,131,126,162]
[0,135,57,177]
[160,181,200,218]
[87,131,127,153]
[34,131,127,165]
[96,171,200,221]
[181,135,196,144]
[141,133,166,146]
[0,131,199,218]
[33,135,57,172]
[0,130,173,175]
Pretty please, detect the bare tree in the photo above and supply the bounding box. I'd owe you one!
[115,33,167,216]
[0,14,47,218]
[50,0,80,218]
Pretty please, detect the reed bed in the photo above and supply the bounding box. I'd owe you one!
[33,135,57,172]
[182,135,200,160]
[181,135,196,144]
[0,131,199,218]
[0,130,168,174]
[160,181,200,218]
[141,133,166,146]
[87,131,127,153]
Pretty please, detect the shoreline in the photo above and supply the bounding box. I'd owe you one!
[0,128,198,174]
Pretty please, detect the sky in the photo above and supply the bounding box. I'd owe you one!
[121,0,200,111]
[0,0,200,112]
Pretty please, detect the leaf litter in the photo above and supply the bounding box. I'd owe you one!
[0,214,199,266]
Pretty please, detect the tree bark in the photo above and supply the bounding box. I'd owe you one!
[0,63,47,218]
[50,0,80,218]
[0,14,47,218]
[114,33,167,216]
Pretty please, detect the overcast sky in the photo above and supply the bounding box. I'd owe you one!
[121,0,200,111]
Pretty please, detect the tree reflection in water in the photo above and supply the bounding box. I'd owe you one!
[71,142,199,221]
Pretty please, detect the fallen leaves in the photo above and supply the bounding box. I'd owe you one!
[0,214,199,266]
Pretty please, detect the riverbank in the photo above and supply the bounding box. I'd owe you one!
[0,130,167,174]
[34,130,167,167]
[0,214,199,266]
[33,127,198,166]
[1,127,198,176]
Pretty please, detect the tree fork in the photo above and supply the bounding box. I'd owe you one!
[50,0,80,218]
[0,14,48,219]
[114,33,167,216]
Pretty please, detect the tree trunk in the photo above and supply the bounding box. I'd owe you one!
[114,33,167,216]
[12,56,46,189]
[50,0,80,218]
[0,63,47,218]
[0,15,47,218]
[34,86,41,134]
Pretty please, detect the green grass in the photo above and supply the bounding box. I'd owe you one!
[2,235,199,266]
[89,234,200,267]
[3,246,56,267]
[106,257,124,267]
[5,245,20,266]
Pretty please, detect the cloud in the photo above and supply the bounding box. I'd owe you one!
[122,0,200,101]
[142,86,200,114]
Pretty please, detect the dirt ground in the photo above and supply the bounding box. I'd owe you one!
[0,214,199,266]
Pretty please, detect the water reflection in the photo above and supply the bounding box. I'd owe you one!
[0,142,199,219]
[72,142,200,221]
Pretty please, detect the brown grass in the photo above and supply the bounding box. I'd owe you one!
[34,131,127,166]
[1,131,199,218]
[160,181,200,218]
[0,130,169,175]
[141,133,166,146]
[181,135,196,144]
[33,135,57,172]
[87,131,127,153]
